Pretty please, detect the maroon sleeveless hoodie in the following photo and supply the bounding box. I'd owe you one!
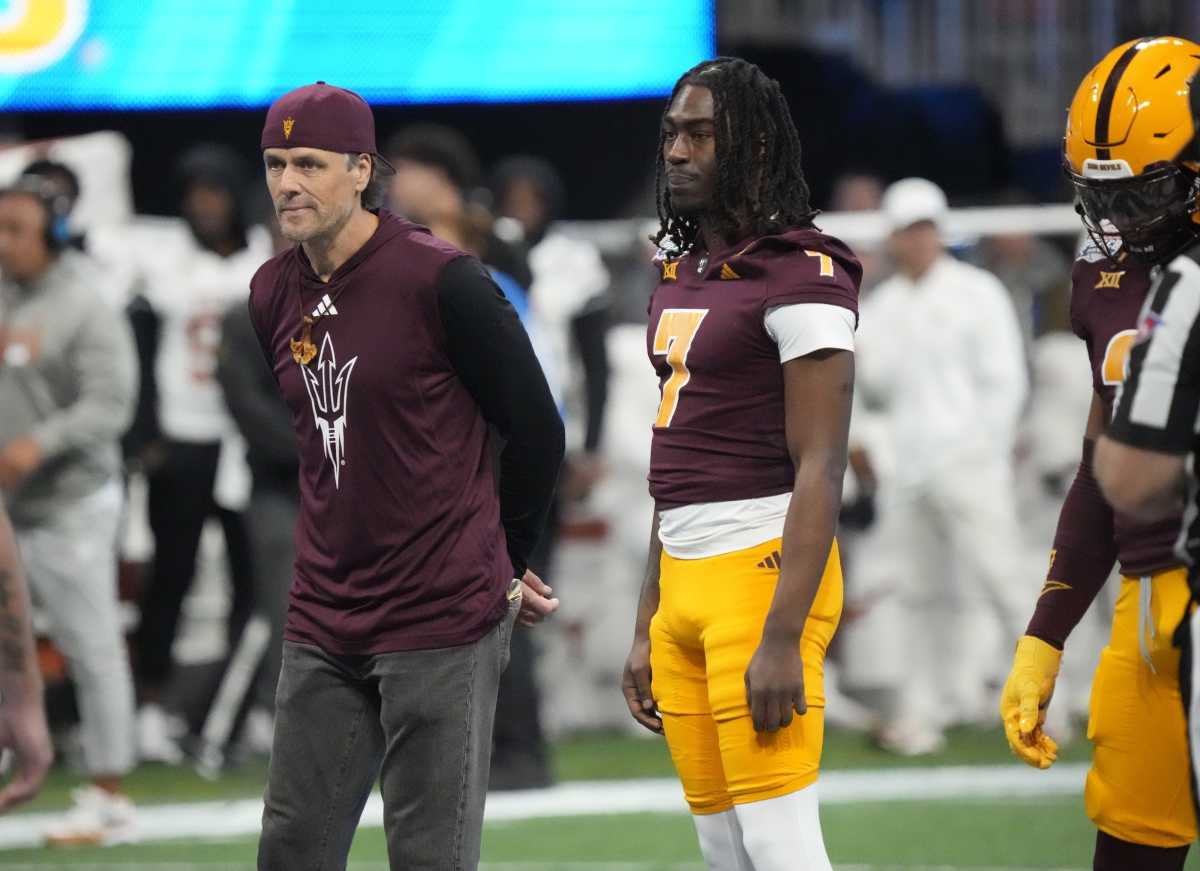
[248,211,512,654]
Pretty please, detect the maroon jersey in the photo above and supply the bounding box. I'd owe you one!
[646,228,861,509]
[1069,251,1181,575]
[248,212,512,655]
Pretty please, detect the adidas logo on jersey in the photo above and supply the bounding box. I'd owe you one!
[311,294,338,318]
[757,550,783,570]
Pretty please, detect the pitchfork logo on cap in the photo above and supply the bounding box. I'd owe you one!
[283,117,295,140]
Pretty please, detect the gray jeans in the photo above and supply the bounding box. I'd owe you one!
[258,594,520,871]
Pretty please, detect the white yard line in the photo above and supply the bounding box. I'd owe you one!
[0,762,1089,851]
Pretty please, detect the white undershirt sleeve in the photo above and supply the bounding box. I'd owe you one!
[764,303,856,363]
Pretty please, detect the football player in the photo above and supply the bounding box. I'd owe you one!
[621,57,860,870]
[1001,36,1200,871]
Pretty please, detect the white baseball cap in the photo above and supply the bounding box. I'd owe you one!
[881,177,948,232]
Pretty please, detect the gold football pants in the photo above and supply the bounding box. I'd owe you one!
[650,537,842,814]
[1085,567,1197,847]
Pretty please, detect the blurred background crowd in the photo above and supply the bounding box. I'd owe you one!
[2,0,1199,820]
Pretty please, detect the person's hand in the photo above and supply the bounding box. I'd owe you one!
[744,638,806,732]
[1000,635,1062,769]
[0,688,53,811]
[517,569,559,627]
[0,437,43,492]
[621,635,662,734]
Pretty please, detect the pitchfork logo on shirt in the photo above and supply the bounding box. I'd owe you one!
[300,332,358,488]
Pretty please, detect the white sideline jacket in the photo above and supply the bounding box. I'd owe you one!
[855,255,1028,487]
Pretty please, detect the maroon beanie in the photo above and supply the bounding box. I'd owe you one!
[261,81,394,172]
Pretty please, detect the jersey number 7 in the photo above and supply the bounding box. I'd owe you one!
[653,308,708,428]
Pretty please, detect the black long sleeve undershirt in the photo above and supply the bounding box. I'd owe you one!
[436,256,565,578]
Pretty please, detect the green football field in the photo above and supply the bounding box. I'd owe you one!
[1,728,1196,870]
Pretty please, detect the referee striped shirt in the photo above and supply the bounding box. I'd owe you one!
[1109,246,1200,570]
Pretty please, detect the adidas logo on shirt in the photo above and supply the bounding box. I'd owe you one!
[311,294,338,318]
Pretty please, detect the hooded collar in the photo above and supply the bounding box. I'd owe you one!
[292,208,411,295]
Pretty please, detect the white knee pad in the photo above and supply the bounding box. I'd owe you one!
[692,808,754,871]
[734,784,832,871]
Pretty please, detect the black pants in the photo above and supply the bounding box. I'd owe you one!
[135,439,254,692]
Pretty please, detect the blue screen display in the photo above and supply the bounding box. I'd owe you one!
[0,0,714,110]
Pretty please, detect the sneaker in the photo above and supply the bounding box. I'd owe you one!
[45,785,137,846]
[137,703,184,765]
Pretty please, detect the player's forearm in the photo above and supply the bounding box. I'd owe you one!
[1025,438,1117,649]
[762,459,843,645]
[633,512,663,639]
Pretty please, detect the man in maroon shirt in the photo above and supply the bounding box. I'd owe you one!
[248,82,563,871]
[621,58,860,870]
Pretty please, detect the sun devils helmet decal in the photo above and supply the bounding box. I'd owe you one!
[300,332,358,488]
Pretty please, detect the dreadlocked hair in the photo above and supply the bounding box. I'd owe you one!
[651,57,818,256]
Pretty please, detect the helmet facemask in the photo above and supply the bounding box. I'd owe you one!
[1069,160,1200,265]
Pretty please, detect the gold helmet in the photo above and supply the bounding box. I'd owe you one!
[1064,36,1200,263]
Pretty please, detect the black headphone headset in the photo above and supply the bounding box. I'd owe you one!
[7,174,72,251]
